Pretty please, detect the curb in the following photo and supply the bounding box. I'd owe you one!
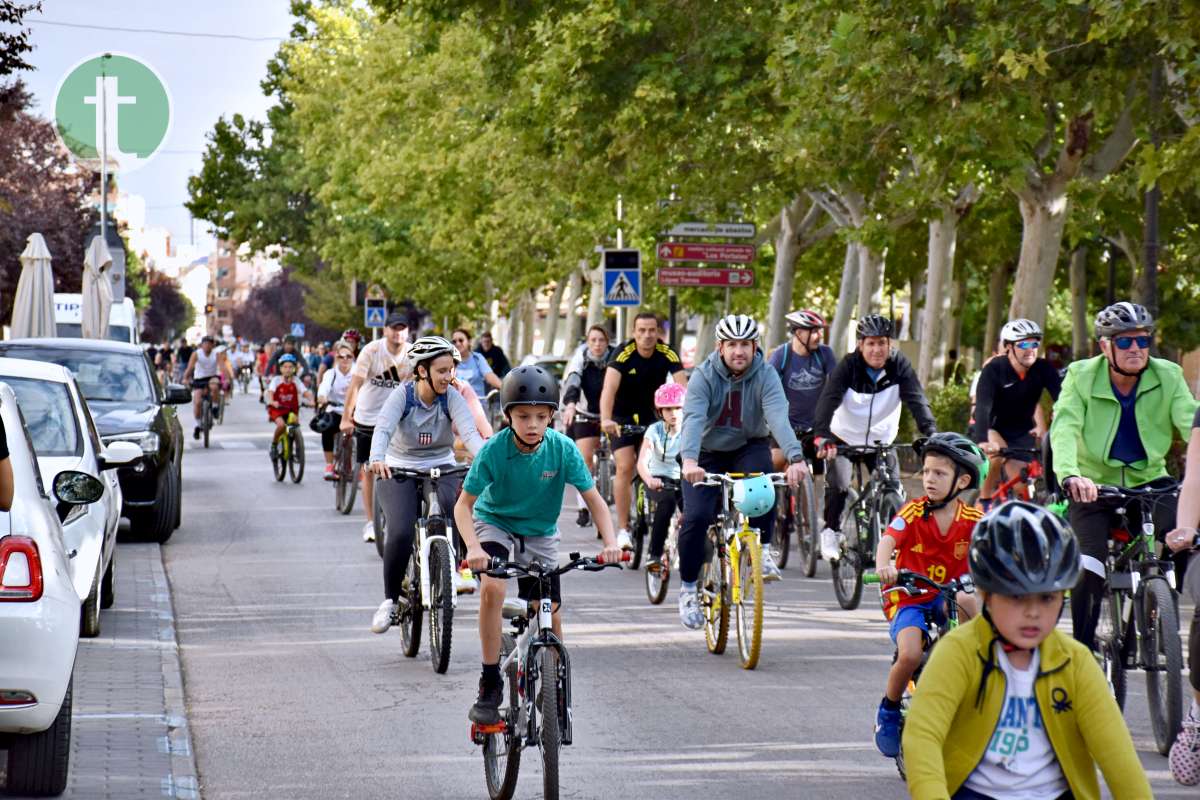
[151,546,201,799]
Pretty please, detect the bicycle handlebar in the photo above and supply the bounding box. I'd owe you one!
[388,464,471,480]
[998,447,1040,459]
[697,471,788,487]
[481,551,629,579]
[1095,481,1181,499]
[832,441,912,457]
[863,568,974,597]
[573,409,645,435]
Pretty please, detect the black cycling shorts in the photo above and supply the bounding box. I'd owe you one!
[569,420,601,440]
[354,424,374,466]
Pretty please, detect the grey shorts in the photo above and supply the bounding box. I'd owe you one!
[476,521,562,603]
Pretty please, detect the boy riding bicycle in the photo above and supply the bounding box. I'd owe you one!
[457,366,620,725]
[873,433,984,758]
[266,354,312,456]
[903,502,1151,800]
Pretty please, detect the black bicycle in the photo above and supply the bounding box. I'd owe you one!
[1086,481,1184,755]
[829,442,907,610]
[472,552,624,800]
[772,425,821,576]
[332,430,357,515]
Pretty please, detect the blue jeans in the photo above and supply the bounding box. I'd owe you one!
[678,439,773,584]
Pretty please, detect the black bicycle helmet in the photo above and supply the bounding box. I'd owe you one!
[1094,301,1155,339]
[500,365,559,412]
[914,432,987,491]
[969,501,1081,595]
[856,314,894,339]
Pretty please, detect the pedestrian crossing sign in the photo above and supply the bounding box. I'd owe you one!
[603,249,641,307]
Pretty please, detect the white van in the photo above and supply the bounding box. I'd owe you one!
[53,293,139,344]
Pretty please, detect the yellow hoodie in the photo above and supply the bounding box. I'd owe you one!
[902,615,1151,800]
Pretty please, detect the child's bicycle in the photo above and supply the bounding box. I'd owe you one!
[643,477,683,604]
[863,568,974,779]
[271,411,305,483]
[697,472,787,670]
[471,550,627,800]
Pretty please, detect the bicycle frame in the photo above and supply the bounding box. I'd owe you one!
[394,466,468,612]
[500,594,573,747]
[992,448,1044,503]
[701,473,786,604]
[841,443,904,559]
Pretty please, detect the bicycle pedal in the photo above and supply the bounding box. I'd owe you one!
[471,721,505,743]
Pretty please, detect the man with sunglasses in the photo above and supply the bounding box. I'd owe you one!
[972,318,1062,509]
[1050,301,1198,653]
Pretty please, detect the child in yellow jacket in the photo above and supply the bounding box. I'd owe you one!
[902,501,1151,800]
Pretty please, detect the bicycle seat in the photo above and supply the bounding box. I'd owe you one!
[501,597,527,620]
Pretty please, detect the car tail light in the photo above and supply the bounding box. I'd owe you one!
[0,690,36,706]
[0,536,43,602]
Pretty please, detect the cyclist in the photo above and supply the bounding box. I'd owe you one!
[320,328,363,386]
[316,338,356,480]
[341,312,411,543]
[637,382,685,572]
[974,319,1062,509]
[183,335,225,440]
[232,342,255,389]
[266,354,312,461]
[871,433,984,758]
[255,342,271,403]
[814,314,937,561]
[600,312,686,550]
[174,337,194,384]
[475,330,512,378]
[457,366,620,725]
[677,314,809,627]
[451,329,502,398]
[367,336,486,633]
[1048,301,1196,653]
[267,334,306,378]
[767,309,835,472]
[1166,410,1200,786]
[903,501,1151,800]
[561,324,615,527]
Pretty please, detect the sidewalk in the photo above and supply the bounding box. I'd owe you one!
[1,543,199,799]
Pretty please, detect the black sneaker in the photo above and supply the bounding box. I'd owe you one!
[468,678,503,725]
[193,426,201,440]
[576,508,591,528]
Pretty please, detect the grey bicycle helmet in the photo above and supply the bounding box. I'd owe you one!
[785,309,827,331]
[715,314,760,342]
[856,314,894,339]
[969,501,1081,595]
[500,365,559,412]
[1094,301,1155,339]
[914,432,987,491]
[1000,318,1042,344]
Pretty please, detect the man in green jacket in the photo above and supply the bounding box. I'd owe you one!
[1050,301,1197,652]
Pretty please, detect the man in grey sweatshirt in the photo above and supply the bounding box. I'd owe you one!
[676,314,810,630]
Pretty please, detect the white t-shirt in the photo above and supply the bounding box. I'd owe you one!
[193,348,220,380]
[351,339,410,427]
[319,367,353,414]
[962,648,1068,800]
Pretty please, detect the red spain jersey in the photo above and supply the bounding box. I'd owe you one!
[268,376,301,413]
[881,497,981,619]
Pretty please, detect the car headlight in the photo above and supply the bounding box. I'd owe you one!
[102,431,159,455]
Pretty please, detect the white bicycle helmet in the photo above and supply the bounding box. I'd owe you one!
[715,314,760,342]
[785,309,827,330]
[999,318,1043,344]
[407,335,460,368]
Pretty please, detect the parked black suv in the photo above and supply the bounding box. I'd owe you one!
[0,338,187,542]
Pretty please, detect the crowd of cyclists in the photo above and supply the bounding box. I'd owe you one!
[191,297,1200,795]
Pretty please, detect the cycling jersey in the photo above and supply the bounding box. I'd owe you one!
[267,375,302,413]
[882,498,980,620]
[972,356,1061,443]
[814,349,936,446]
[767,342,835,430]
[607,340,683,425]
[369,381,483,469]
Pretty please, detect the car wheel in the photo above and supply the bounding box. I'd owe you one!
[80,567,101,637]
[100,548,115,610]
[146,464,177,544]
[5,676,72,796]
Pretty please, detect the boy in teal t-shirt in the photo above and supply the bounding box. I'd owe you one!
[456,366,620,726]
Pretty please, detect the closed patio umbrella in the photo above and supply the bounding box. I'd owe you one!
[82,235,114,340]
[11,233,56,339]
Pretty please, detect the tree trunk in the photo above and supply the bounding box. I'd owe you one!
[1010,189,1070,329]
[586,265,604,330]
[565,264,584,344]
[919,204,956,386]
[519,290,535,360]
[694,314,717,365]
[541,280,566,355]
[908,271,926,341]
[857,245,885,317]
[984,261,1012,357]
[765,197,804,349]
[829,242,859,357]
[1069,245,1090,359]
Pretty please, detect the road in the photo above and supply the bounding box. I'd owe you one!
[164,393,1190,799]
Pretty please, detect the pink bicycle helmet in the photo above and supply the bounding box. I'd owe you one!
[654,382,686,409]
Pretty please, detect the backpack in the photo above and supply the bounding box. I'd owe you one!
[771,342,824,383]
[399,381,450,422]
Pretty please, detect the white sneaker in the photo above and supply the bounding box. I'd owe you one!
[370,599,397,634]
[761,549,782,582]
[820,527,842,562]
[363,521,376,543]
[616,528,634,550]
[678,588,704,630]
[454,568,479,595]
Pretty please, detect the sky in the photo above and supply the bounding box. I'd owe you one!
[19,0,297,255]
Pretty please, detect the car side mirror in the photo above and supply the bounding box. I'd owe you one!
[53,470,105,506]
[99,441,141,469]
[165,383,191,404]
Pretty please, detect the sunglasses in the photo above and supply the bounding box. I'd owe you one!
[1112,335,1151,350]
[337,354,354,360]
[1014,340,1040,351]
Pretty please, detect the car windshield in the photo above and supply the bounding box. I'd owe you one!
[1,377,82,457]
[0,347,153,403]
[55,322,133,343]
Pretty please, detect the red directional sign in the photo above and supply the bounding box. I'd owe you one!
[656,267,755,287]
[656,242,756,264]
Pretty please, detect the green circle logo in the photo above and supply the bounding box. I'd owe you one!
[53,53,172,174]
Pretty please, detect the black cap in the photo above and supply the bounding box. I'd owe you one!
[385,311,408,329]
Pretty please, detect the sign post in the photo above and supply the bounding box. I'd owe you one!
[602,249,641,307]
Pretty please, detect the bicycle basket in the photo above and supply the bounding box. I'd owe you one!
[732,475,774,518]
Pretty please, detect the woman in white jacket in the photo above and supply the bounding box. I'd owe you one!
[317,339,356,480]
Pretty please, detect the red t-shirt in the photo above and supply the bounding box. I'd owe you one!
[268,376,301,413]
[881,497,981,620]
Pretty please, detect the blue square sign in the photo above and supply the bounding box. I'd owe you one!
[290,322,306,338]
[365,302,387,328]
[603,249,641,307]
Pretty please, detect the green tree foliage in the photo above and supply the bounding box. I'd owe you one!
[141,270,195,343]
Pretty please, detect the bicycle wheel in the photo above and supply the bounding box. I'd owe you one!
[483,634,521,800]
[596,456,612,505]
[289,427,305,483]
[875,490,904,556]
[538,648,561,800]
[202,401,211,448]
[630,485,646,570]
[796,473,819,578]
[374,488,387,559]
[272,435,287,482]
[335,436,358,514]
[1142,578,1184,755]
[832,489,863,610]
[645,554,670,605]
[1095,587,1126,710]
[428,534,454,674]
[734,532,764,670]
[702,528,730,655]
[770,488,791,570]
[399,552,422,657]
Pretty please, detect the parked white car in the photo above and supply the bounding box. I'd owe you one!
[0,359,139,638]
[0,381,106,796]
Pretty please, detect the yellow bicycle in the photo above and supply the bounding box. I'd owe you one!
[697,472,786,670]
[271,411,305,483]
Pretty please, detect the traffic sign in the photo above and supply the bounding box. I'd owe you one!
[656,242,756,264]
[602,249,641,307]
[367,283,386,301]
[290,322,306,338]
[656,267,755,287]
[663,221,756,239]
[364,300,387,328]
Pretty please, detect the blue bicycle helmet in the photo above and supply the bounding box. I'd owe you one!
[278,353,299,366]
[732,475,775,518]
